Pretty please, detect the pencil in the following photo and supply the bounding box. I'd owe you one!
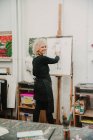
[48,128,56,140]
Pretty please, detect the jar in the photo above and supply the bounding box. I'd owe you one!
[63,126,70,140]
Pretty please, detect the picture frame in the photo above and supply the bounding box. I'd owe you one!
[0,31,12,61]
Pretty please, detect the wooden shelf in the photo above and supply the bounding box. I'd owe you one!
[18,105,35,110]
[81,119,93,124]
[17,81,35,120]
[18,87,34,91]
[74,83,93,127]
[0,57,12,62]
[75,109,93,117]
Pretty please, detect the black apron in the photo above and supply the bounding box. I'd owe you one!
[34,78,54,113]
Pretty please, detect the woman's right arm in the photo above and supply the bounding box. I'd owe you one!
[42,56,60,64]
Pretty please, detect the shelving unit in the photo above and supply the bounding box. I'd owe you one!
[74,83,93,127]
[17,81,35,121]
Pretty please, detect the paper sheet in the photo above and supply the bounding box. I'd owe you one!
[0,126,9,136]
[17,130,44,138]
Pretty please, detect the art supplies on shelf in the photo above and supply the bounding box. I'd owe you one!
[20,112,33,121]
[17,81,35,120]
[20,93,34,105]
[75,95,89,115]
[74,83,93,127]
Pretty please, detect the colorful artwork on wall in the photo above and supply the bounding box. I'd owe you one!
[0,31,12,58]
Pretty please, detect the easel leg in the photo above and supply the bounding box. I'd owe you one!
[70,76,73,109]
[56,76,61,124]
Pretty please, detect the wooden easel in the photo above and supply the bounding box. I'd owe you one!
[55,75,62,124]
[57,1,62,37]
[55,1,62,124]
[55,1,73,124]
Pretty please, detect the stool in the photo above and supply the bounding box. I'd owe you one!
[39,110,47,123]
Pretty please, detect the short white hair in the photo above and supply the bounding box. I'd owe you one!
[32,38,47,55]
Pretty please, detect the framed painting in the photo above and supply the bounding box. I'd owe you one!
[0,31,12,61]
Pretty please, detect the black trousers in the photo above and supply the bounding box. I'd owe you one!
[33,101,54,124]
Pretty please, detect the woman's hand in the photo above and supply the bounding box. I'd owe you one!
[55,51,61,56]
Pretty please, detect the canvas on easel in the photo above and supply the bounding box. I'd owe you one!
[46,36,73,76]
[29,36,73,76]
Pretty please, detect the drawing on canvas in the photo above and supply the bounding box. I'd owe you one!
[29,37,72,76]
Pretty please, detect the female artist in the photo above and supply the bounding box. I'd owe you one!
[32,38,60,124]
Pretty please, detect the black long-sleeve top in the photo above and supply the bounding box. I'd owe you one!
[32,55,59,79]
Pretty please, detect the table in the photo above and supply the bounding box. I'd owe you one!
[0,118,93,140]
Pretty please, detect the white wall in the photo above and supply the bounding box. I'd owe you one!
[63,0,88,85]
[87,0,93,82]
[0,0,12,31]
[61,0,89,118]
[0,0,18,108]
[18,0,59,82]
[0,0,12,72]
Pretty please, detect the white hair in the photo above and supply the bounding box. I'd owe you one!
[32,38,47,55]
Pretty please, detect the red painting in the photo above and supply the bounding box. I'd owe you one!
[0,31,12,57]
